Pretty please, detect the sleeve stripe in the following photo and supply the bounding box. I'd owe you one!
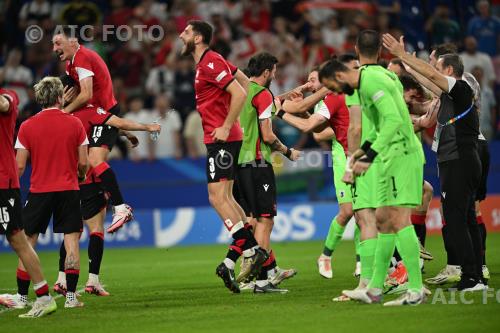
[314,101,330,119]
[258,103,273,119]
[371,90,385,102]
[76,67,94,80]
[14,138,26,149]
[80,136,89,146]
[222,77,235,91]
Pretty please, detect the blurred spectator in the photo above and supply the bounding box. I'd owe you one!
[425,4,461,46]
[60,0,102,28]
[242,0,271,33]
[18,0,56,32]
[302,25,334,71]
[183,110,206,158]
[151,95,182,159]
[211,11,232,43]
[172,56,196,117]
[0,48,33,109]
[124,96,154,161]
[173,0,201,33]
[471,66,497,141]
[16,88,40,133]
[321,15,347,52]
[111,40,145,95]
[133,0,165,28]
[113,76,128,113]
[104,0,134,27]
[460,36,496,88]
[375,0,401,26]
[145,59,175,103]
[467,0,500,57]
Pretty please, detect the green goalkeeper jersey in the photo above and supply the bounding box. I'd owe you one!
[358,64,423,160]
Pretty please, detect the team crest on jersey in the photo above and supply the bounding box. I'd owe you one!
[207,62,214,69]
[97,107,106,115]
[8,198,14,207]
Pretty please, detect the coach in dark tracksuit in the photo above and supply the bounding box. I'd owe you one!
[433,63,484,290]
[382,35,485,291]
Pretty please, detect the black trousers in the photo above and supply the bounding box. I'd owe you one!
[438,149,482,280]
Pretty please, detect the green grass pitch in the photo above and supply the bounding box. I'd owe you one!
[1,234,499,332]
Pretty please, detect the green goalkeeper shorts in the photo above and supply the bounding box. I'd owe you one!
[376,151,424,208]
[332,141,352,204]
[351,160,381,211]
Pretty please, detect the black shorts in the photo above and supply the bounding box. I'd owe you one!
[80,183,108,220]
[234,159,277,218]
[476,140,490,201]
[0,189,23,236]
[205,141,242,183]
[23,191,82,236]
[89,104,121,150]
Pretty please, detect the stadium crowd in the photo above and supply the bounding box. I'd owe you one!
[0,0,499,161]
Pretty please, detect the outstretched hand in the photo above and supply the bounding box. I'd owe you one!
[382,34,406,58]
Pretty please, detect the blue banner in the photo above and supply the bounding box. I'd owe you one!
[0,203,356,252]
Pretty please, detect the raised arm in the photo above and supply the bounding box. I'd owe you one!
[0,94,10,113]
[281,87,330,114]
[383,34,451,93]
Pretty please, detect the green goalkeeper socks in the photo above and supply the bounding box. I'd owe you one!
[396,225,423,292]
[322,217,346,256]
[354,224,361,261]
[368,233,396,291]
[359,238,377,281]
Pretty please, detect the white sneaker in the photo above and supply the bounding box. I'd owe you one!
[425,265,461,285]
[317,255,332,279]
[342,288,382,304]
[384,290,426,306]
[19,297,57,318]
[64,297,84,308]
[269,267,297,286]
[462,283,487,292]
[107,204,133,233]
[353,261,361,278]
[0,293,28,309]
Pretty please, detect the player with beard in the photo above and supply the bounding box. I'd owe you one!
[52,26,135,234]
[179,20,267,293]
[321,30,426,305]
[233,52,301,293]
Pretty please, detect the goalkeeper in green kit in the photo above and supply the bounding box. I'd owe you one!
[319,30,426,306]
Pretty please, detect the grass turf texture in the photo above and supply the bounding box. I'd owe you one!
[1,234,499,332]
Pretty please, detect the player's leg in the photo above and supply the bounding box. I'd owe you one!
[475,139,490,281]
[353,223,361,278]
[84,208,109,296]
[319,142,353,278]
[8,231,57,318]
[54,241,67,295]
[90,146,133,234]
[63,232,83,308]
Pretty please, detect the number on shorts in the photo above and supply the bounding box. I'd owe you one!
[208,157,215,173]
[92,126,103,139]
[0,207,10,223]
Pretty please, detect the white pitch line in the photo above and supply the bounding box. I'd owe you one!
[0,286,88,315]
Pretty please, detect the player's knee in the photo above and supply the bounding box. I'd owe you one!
[208,190,224,208]
[7,231,26,252]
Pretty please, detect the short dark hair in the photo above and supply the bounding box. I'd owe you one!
[337,53,358,64]
[318,59,349,82]
[247,52,279,77]
[399,74,424,96]
[188,20,213,45]
[439,53,464,77]
[433,43,458,58]
[356,30,381,58]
